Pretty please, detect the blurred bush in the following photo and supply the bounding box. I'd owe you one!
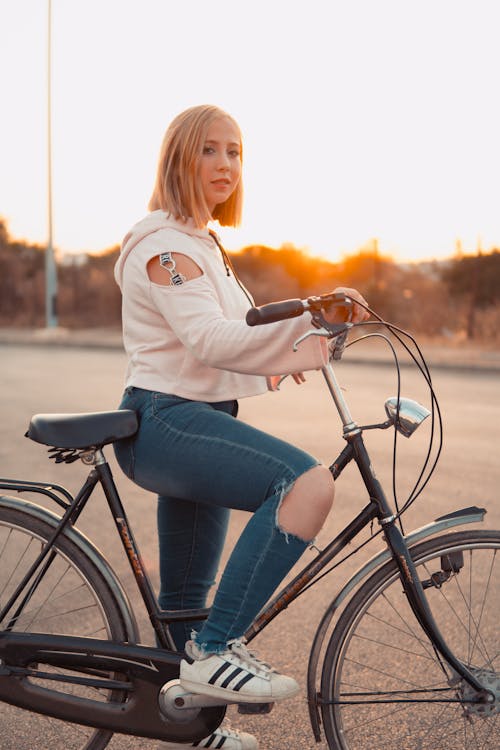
[1,218,499,342]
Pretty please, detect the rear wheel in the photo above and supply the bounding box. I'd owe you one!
[0,501,130,750]
[320,530,500,750]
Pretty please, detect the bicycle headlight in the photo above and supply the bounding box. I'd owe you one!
[384,397,431,438]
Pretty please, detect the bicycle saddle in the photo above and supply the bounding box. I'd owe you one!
[25,410,138,449]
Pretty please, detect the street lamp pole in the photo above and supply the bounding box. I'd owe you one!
[45,0,58,328]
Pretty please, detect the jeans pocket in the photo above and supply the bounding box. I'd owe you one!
[151,392,190,416]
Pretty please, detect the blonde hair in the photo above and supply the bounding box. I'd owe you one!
[148,105,243,228]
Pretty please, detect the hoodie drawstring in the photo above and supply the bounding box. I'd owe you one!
[209,231,254,307]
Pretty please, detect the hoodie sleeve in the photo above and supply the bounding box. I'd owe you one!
[149,275,328,377]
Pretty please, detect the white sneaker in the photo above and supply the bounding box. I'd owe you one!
[180,639,300,703]
[157,725,258,749]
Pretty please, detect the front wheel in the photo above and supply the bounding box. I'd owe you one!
[320,529,500,750]
[0,500,130,750]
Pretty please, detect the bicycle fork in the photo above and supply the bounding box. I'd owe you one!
[352,431,495,707]
[321,361,495,707]
[382,520,493,701]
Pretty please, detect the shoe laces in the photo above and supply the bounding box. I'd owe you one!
[215,726,238,739]
[228,640,275,676]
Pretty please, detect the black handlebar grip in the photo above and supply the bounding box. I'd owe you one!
[246,299,305,326]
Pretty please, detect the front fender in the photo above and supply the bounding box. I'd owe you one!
[307,505,486,742]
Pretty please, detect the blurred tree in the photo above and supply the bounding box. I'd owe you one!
[0,219,45,326]
[1,216,499,343]
[440,250,500,339]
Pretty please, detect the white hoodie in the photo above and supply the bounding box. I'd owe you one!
[114,211,327,401]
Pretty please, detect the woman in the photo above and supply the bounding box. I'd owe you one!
[114,104,368,749]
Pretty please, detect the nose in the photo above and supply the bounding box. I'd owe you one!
[216,152,230,171]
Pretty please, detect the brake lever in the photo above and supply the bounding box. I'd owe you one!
[293,327,331,352]
[330,329,349,361]
[312,309,353,361]
[293,319,352,358]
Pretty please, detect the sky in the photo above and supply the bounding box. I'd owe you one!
[1,0,498,263]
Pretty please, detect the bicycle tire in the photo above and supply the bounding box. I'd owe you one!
[0,501,130,750]
[320,529,500,750]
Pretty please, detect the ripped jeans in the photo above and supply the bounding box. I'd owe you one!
[113,387,319,654]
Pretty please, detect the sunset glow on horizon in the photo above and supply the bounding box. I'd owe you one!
[1,1,498,265]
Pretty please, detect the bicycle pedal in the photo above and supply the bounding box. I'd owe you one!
[238,702,274,715]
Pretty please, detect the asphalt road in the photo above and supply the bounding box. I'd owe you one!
[0,343,499,749]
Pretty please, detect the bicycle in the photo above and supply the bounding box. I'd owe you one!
[0,293,498,750]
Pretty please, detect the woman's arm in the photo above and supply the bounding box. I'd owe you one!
[146,254,328,377]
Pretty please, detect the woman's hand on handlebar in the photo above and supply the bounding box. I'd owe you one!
[267,372,306,391]
[322,287,370,325]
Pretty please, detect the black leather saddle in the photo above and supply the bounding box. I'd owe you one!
[26,410,138,450]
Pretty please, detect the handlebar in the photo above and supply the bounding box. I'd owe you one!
[248,291,442,524]
[245,299,306,326]
[246,292,351,327]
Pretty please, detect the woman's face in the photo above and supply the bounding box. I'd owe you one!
[199,117,241,213]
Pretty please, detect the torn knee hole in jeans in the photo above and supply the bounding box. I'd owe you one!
[274,477,315,545]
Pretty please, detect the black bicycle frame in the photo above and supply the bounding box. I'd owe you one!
[0,426,492,719]
[246,427,489,700]
[0,460,210,652]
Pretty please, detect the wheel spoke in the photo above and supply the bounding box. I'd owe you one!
[321,531,500,750]
[0,505,127,749]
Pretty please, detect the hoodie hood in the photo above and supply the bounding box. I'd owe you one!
[114,210,210,287]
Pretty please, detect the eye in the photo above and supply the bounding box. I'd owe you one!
[203,146,215,155]
[228,149,241,158]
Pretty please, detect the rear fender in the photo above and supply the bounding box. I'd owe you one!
[0,494,139,643]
